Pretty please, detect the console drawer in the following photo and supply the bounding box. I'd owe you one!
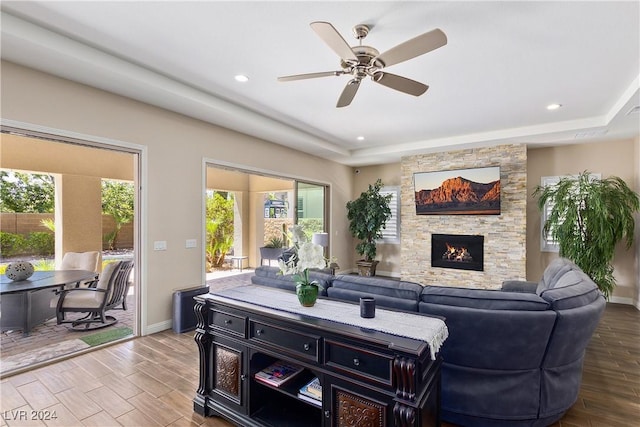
[210,309,246,338]
[325,340,394,386]
[249,320,319,362]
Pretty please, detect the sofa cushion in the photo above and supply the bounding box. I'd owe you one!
[441,364,542,421]
[327,287,419,312]
[539,270,601,310]
[536,257,580,294]
[421,286,550,311]
[501,280,538,293]
[331,275,423,301]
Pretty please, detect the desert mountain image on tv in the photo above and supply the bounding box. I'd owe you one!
[414,167,501,215]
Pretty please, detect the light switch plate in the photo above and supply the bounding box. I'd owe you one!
[186,239,197,248]
[154,241,167,251]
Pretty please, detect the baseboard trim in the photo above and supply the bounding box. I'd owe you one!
[609,296,634,306]
[144,320,172,335]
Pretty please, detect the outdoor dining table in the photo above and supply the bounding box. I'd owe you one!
[1,270,97,335]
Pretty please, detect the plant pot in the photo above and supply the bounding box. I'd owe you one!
[296,283,319,307]
[259,247,284,264]
[357,260,379,277]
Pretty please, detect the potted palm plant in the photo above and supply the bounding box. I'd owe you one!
[346,179,393,276]
[534,171,639,299]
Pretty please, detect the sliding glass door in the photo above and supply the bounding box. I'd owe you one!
[295,181,328,247]
[204,165,329,275]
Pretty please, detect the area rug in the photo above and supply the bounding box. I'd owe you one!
[0,339,90,374]
[80,327,133,347]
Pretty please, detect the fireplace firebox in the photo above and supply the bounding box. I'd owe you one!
[431,234,484,271]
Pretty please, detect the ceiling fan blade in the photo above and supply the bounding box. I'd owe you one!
[373,72,428,96]
[336,79,360,108]
[374,28,447,68]
[310,21,358,63]
[278,71,343,82]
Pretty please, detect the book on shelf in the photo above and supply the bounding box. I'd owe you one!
[298,377,322,401]
[297,392,322,407]
[254,360,304,387]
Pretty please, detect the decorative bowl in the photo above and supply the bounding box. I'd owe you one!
[5,261,35,281]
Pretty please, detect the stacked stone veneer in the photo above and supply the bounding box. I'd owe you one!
[401,144,527,289]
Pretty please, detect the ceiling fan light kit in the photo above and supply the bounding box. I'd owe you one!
[278,21,447,107]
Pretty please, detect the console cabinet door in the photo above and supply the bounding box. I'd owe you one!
[326,377,390,427]
[211,336,247,415]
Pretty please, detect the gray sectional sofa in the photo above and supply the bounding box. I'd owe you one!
[249,258,606,427]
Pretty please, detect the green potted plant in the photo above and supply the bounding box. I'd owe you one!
[346,179,393,276]
[278,225,328,307]
[534,171,639,299]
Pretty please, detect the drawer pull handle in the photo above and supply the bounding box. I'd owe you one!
[224,319,231,325]
[256,329,264,336]
[353,358,360,366]
[303,343,310,351]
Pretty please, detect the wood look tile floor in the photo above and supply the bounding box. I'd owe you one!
[0,303,637,427]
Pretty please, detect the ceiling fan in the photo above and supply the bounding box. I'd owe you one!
[278,21,447,108]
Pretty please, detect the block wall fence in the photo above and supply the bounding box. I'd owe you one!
[0,213,134,251]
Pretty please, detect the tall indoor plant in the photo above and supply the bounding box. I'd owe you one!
[346,179,392,276]
[534,171,639,299]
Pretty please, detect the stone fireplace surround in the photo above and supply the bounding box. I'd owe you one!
[400,144,527,289]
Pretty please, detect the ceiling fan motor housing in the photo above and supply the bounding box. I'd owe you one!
[340,45,381,76]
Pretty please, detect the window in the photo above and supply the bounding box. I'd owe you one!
[378,186,400,244]
[540,173,600,252]
[540,176,560,252]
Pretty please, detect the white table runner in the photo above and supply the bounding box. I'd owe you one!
[213,285,448,360]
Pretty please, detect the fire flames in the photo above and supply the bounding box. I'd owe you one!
[442,243,474,262]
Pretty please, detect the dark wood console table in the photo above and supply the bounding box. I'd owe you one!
[193,286,446,427]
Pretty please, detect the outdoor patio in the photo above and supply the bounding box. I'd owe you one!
[0,269,255,377]
[0,292,135,376]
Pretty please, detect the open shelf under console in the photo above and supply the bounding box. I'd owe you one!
[193,287,444,427]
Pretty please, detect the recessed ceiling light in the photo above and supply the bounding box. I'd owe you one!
[234,74,249,82]
[546,103,562,110]
[357,136,365,141]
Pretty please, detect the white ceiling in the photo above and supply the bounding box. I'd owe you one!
[1,1,639,166]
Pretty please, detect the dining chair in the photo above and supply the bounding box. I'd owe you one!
[60,251,101,287]
[60,251,101,271]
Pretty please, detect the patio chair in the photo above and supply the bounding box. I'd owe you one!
[60,251,101,287]
[51,260,133,331]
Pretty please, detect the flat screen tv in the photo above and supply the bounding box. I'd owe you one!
[413,166,501,215]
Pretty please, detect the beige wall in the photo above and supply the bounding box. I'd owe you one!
[527,139,639,305]
[2,59,637,321]
[1,61,354,332]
